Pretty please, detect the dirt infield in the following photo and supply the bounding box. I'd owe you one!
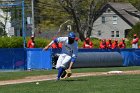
[0,70,140,86]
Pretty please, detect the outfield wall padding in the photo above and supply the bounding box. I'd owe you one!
[0,48,26,70]
[73,52,123,68]
[0,48,140,70]
[26,48,52,70]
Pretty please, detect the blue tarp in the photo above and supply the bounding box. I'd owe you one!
[120,49,140,66]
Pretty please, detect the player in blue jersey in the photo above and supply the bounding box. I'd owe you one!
[43,32,78,80]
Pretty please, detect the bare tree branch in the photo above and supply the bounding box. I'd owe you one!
[58,0,105,40]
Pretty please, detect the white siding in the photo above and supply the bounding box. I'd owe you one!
[0,9,12,36]
[91,8,132,39]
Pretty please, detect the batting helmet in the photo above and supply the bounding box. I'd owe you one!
[68,32,76,39]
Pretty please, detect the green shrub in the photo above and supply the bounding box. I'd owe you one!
[0,37,23,48]
[0,36,138,48]
[34,37,51,48]
[0,37,50,48]
[128,22,140,39]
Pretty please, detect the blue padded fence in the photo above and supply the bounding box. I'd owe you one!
[0,48,140,70]
[78,48,140,66]
[0,48,26,70]
[26,48,52,70]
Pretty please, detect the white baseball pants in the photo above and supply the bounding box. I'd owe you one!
[56,53,71,69]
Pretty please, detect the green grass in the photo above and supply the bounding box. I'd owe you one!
[0,74,140,93]
[0,66,140,81]
[0,70,57,81]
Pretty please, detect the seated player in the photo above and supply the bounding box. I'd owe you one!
[99,39,107,49]
[112,39,119,49]
[83,37,93,48]
[106,39,112,49]
[118,38,126,48]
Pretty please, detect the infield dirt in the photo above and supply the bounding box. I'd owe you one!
[0,70,140,86]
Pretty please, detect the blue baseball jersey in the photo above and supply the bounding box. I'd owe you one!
[49,37,78,62]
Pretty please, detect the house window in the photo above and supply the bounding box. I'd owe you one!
[98,30,101,36]
[116,31,119,37]
[102,16,105,23]
[113,16,117,24]
[111,31,114,37]
[107,8,111,13]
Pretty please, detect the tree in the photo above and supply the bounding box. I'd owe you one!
[128,0,140,10]
[127,22,140,39]
[34,0,69,31]
[27,0,140,40]
[58,0,110,40]
[0,9,9,36]
[0,0,16,36]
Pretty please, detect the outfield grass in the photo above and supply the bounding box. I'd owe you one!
[0,66,140,81]
[0,74,140,93]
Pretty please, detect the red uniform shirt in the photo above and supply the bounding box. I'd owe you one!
[27,39,35,48]
[132,38,139,44]
[119,42,126,48]
[83,41,93,48]
[112,42,119,49]
[99,42,106,49]
[106,42,112,49]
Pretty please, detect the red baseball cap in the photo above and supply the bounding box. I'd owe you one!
[122,38,125,41]
[86,38,90,41]
[134,34,137,36]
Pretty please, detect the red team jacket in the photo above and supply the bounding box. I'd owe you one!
[118,42,126,48]
[27,39,35,48]
[106,42,112,49]
[132,38,139,44]
[83,41,93,48]
[99,42,106,49]
[112,41,119,49]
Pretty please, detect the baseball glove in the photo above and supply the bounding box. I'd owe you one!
[65,69,72,78]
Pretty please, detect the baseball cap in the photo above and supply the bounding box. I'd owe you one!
[86,37,90,41]
[134,34,137,36]
[31,35,34,38]
[122,38,125,41]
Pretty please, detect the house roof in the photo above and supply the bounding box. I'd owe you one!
[101,2,140,26]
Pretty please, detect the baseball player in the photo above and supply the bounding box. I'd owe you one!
[43,32,78,80]
[132,34,139,48]
[83,37,93,48]
[119,38,126,48]
[27,35,35,48]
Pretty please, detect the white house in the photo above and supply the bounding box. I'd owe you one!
[91,2,140,39]
[0,0,16,36]
[0,8,13,36]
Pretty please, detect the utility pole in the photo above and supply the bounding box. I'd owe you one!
[31,0,35,36]
[22,0,26,48]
